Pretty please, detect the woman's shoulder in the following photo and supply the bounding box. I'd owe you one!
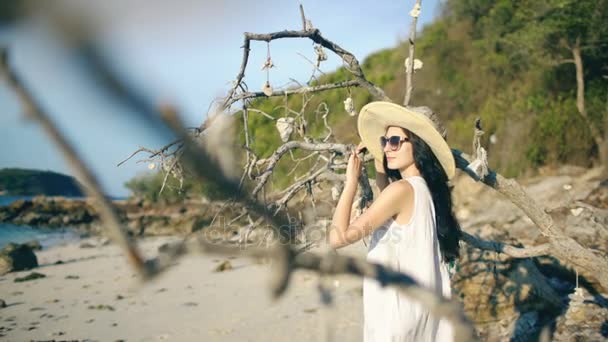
[382,178,414,196]
[380,179,416,225]
[378,179,415,207]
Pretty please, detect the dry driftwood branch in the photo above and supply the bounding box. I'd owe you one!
[225,80,360,109]
[460,232,551,258]
[273,167,330,215]
[0,48,149,277]
[298,2,307,31]
[157,108,321,270]
[116,139,182,167]
[222,28,389,110]
[403,0,422,106]
[453,148,608,291]
[251,141,349,197]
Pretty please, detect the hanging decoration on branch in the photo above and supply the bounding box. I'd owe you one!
[261,42,275,97]
[466,118,490,180]
[343,97,356,116]
[276,117,295,142]
[409,2,421,18]
[261,57,275,71]
[314,44,327,67]
[404,57,423,73]
[262,82,274,96]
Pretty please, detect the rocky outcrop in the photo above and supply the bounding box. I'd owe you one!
[451,166,608,340]
[0,197,97,228]
[0,242,38,275]
[553,287,608,341]
[0,196,242,238]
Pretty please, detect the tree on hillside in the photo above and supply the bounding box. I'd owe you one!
[445,0,608,167]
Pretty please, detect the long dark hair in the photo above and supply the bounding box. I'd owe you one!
[383,128,461,263]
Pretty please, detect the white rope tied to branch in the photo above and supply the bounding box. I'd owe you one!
[466,118,489,180]
[314,44,327,65]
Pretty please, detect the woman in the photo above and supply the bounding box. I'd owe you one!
[328,101,461,341]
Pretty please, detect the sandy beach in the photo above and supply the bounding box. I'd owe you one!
[0,237,367,341]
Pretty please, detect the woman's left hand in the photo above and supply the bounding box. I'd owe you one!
[345,148,362,184]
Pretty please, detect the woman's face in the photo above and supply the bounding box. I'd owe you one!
[383,126,415,170]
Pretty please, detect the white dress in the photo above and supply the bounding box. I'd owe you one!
[363,175,453,342]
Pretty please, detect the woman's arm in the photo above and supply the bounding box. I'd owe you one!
[329,178,358,248]
[328,150,361,247]
[328,151,413,249]
[329,181,412,249]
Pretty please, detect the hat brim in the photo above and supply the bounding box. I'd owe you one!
[357,101,456,180]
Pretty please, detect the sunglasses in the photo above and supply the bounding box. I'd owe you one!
[380,135,410,151]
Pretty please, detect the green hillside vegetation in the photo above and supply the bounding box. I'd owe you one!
[125,171,226,202]
[0,168,84,196]
[128,0,608,200]
[240,0,607,185]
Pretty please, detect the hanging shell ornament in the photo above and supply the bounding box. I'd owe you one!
[262,81,273,96]
[409,2,421,18]
[314,45,327,63]
[404,57,424,73]
[276,117,295,142]
[570,207,584,217]
[261,57,275,70]
[343,97,356,116]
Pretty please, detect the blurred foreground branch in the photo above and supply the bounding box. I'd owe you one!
[0,48,149,277]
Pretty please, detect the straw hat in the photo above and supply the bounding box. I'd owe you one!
[357,101,456,179]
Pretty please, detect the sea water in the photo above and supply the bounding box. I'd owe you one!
[0,196,81,249]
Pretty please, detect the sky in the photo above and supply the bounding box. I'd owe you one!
[0,0,441,197]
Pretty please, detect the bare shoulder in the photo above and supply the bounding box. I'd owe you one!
[381,180,415,223]
[379,179,414,199]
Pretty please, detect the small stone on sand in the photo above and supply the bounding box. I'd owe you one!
[214,260,233,272]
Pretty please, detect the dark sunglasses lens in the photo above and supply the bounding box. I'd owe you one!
[380,136,401,150]
[389,136,402,147]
